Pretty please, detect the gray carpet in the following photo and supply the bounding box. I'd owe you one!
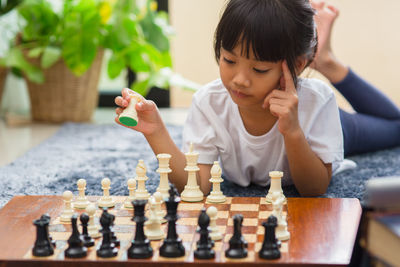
[1,123,399,207]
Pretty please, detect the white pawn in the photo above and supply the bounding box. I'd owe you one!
[206,161,226,203]
[153,191,166,223]
[206,206,222,241]
[86,203,101,238]
[145,197,165,240]
[124,178,136,209]
[265,171,286,204]
[271,192,290,241]
[181,143,204,202]
[98,178,115,208]
[60,190,74,222]
[156,153,172,199]
[134,160,150,200]
[73,178,91,209]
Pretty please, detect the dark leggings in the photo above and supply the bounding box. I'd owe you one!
[334,69,400,156]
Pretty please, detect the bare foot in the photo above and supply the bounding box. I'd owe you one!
[310,1,339,71]
[310,1,348,83]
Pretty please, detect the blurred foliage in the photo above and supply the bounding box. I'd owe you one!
[0,0,193,96]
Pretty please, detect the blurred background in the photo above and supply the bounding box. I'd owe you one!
[1,0,399,116]
[0,0,400,165]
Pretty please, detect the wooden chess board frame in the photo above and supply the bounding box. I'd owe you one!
[0,195,361,267]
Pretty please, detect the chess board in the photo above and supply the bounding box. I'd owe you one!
[0,195,361,267]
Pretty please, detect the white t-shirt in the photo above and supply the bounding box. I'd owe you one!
[182,78,344,187]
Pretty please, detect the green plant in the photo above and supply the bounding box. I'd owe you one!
[0,0,186,96]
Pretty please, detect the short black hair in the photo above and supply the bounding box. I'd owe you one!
[214,0,317,86]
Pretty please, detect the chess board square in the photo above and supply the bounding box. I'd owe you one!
[227,218,259,226]
[177,217,198,225]
[50,232,70,241]
[216,210,229,218]
[114,216,134,225]
[204,203,230,211]
[178,203,204,211]
[230,204,259,211]
[258,210,273,219]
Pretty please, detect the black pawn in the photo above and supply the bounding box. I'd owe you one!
[259,215,281,259]
[80,213,95,247]
[110,214,120,247]
[127,199,153,259]
[40,214,56,248]
[32,216,54,257]
[194,208,215,259]
[159,185,185,258]
[97,208,118,258]
[64,214,87,258]
[225,214,248,258]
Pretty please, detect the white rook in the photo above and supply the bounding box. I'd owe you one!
[265,171,286,204]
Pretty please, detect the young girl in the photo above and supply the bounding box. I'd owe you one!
[115,0,343,197]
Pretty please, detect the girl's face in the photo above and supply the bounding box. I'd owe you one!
[219,44,282,110]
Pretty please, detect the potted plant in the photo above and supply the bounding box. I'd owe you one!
[0,0,22,106]
[2,0,182,122]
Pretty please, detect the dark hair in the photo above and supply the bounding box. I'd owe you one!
[214,0,317,87]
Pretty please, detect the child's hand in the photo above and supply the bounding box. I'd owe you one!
[114,88,163,136]
[263,61,301,137]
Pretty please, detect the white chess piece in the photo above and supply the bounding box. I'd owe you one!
[86,203,101,238]
[98,178,115,208]
[265,171,286,204]
[118,94,141,127]
[156,153,171,199]
[206,161,226,203]
[181,143,204,202]
[60,190,74,222]
[153,191,166,223]
[73,178,91,209]
[124,178,136,209]
[134,160,150,200]
[144,197,165,240]
[206,206,222,241]
[271,192,290,241]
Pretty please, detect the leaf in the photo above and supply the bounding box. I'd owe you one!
[148,69,170,89]
[41,47,61,68]
[107,53,125,79]
[28,47,44,58]
[3,47,44,83]
[131,77,150,96]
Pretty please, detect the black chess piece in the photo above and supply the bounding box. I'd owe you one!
[40,214,56,248]
[80,213,95,247]
[97,208,118,258]
[127,199,153,259]
[64,214,87,258]
[194,208,215,259]
[225,214,248,258]
[110,213,120,247]
[259,215,281,259]
[159,184,186,258]
[32,215,54,257]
